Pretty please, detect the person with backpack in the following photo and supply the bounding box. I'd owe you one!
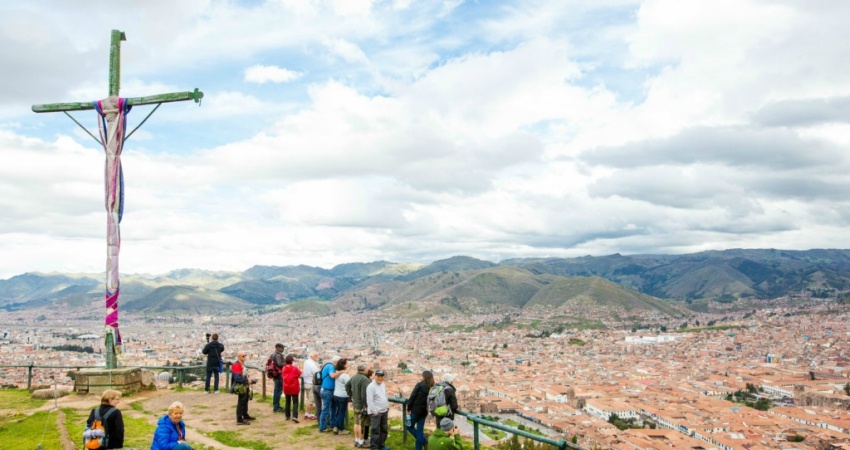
[406,370,434,450]
[318,355,342,433]
[84,389,124,449]
[281,354,303,422]
[231,351,256,425]
[429,373,459,428]
[268,343,286,412]
[201,333,224,394]
[346,364,372,448]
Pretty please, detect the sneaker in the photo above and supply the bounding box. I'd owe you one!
[319,428,330,433]
[204,391,210,394]
[293,418,299,423]
[213,390,220,394]
[338,429,351,435]
[244,416,256,421]
[273,408,285,413]
[333,427,339,435]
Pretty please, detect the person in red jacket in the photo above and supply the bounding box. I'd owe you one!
[281,354,303,422]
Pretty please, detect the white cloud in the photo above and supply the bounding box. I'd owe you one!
[244,65,304,84]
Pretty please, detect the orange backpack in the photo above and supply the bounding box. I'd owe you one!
[84,407,117,449]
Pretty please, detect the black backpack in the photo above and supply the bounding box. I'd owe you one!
[313,362,334,385]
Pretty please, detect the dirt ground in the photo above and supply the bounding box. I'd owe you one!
[45,387,374,450]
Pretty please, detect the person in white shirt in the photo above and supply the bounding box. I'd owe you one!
[301,352,320,420]
[366,370,389,450]
[332,358,352,435]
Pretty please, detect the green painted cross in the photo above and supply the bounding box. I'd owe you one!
[31,30,204,369]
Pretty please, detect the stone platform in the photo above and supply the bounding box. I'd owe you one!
[74,367,142,395]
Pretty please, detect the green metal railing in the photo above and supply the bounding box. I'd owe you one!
[388,397,583,450]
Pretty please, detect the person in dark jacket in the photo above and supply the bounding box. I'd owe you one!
[151,401,192,450]
[433,373,459,426]
[201,333,224,393]
[231,351,257,425]
[84,389,124,449]
[406,370,434,450]
[346,364,372,448]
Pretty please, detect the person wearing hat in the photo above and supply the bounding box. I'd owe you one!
[433,373,459,426]
[366,370,389,450]
[427,418,463,450]
[270,343,286,413]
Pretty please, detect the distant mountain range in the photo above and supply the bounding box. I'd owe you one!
[2,249,848,318]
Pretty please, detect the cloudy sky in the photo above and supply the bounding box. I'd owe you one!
[1,0,849,279]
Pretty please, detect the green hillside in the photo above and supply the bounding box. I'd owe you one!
[526,276,683,316]
[124,285,251,313]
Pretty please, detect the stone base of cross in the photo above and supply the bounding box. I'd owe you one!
[31,30,203,369]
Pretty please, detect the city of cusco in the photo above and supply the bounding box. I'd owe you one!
[3,1,850,449]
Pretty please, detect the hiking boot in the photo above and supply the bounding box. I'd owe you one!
[338,429,351,435]
[244,415,256,421]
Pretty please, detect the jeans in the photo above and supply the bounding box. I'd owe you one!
[205,367,219,392]
[173,443,193,450]
[332,395,348,429]
[369,411,388,450]
[273,377,283,411]
[319,388,334,431]
[284,394,299,419]
[405,413,427,450]
[312,384,323,417]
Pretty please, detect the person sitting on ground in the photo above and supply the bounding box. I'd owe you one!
[427,418,464,450]
[84,389,124,449]
[282,354,303,422]
[232,351,257,425]
[151,401,192,450]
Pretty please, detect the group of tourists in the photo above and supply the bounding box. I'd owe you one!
[262,343,466,450]
[82,337,466,450]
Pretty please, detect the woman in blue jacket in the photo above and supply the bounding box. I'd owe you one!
[151,401,192,450]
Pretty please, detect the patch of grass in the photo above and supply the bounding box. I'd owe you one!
[294,425,315,436]
[482,426,506,440]
[0,388,49,410]
[208,430,272,450]
[129,401,148,414]
[64,407,156,450]
[0,411,62,450]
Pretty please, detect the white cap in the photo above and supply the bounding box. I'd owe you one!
[443,373,456,383]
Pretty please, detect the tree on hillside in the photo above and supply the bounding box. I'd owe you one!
[843,382,850,396]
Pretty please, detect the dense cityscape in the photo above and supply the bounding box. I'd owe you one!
[2,296,849,450]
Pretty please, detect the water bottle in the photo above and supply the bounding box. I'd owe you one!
[405,414,411,427]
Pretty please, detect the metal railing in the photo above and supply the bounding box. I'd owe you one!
[387,397,583,450]
[2,363,583,449]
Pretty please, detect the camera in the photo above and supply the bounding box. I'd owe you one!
[205,333,211,342]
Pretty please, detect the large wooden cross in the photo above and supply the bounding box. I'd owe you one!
[32,30,203,369]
